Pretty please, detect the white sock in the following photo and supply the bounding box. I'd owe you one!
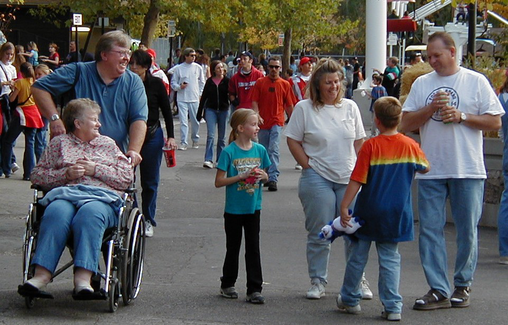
[27,278,47,290]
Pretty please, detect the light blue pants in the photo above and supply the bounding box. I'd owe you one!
[258,125,282,182]
[298,168,353,284]
[204,109,228,162]
[32,199,118,274]
[418,178,484,297]
[340,239,402,313]
[178,101,200,146]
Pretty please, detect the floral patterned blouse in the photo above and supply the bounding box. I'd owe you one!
[31,133,133,196]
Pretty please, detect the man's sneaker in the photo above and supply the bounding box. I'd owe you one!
[267,181,277,192]
[336,294,361,314]
[413,289,451,310]
[203,161,214,169]
[192,141,199,149]
[178,144,187,151]
[306,282,325,299]
[246,292,265,304]
[450,286,470,308]
[360,275,373,300]
[499,256,508,265]
[295,164,303,170]
[220,287,238,299]
[11,162,20,174]
[145,222,154,237]
[381,311,401,321]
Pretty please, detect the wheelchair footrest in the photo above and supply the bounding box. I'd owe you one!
[72,289,107,301]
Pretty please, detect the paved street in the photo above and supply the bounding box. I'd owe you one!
[0,122,507,324]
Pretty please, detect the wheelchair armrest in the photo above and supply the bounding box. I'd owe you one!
[30,184,43,190]
[125,187,137,194]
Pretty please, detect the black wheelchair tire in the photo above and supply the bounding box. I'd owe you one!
[121,208,145,305]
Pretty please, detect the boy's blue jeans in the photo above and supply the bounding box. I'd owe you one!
[340,239,402,313]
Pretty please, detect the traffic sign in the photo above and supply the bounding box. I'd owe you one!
[73,13,83,26]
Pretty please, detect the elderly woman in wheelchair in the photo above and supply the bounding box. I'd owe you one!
[18,98,134,301]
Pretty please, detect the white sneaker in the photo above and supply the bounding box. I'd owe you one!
[306,282,325,299]
[192,141,199,149]
[381,311,401,321]
[336,294,361,314]
[361,274,373,300]
[145,222,154,237]
[295,164,303,170]
[178,144,187,151]
[203,161,214,169]
[11,162,20,174]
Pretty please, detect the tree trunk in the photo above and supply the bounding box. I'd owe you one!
[282,28,292,78]
[141,0,160,47]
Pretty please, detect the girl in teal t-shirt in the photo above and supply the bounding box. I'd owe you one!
[215,108,270,304]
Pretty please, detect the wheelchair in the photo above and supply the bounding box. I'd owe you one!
[21,185,146,312]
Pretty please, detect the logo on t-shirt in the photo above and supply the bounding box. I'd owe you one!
[426,87,459,122]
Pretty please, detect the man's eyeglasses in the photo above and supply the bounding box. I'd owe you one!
[187,54,196,57]
[268,65,281,69]
[110,50,132,58]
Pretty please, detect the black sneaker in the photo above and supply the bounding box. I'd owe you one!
[451,286,470,308]
[413,289,451,310]
[268,181,277,192]
[246,292,265,304]
[220,287,238,299]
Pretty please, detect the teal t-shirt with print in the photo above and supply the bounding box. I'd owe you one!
[217,142,271,214]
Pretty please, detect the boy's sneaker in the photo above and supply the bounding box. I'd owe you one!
[178,144,187,151]
[450,286,470,308]
[246,292,265,304]
[381,311,401,321]
[192,141,199,149]
[499,256,508,265]
[220,287,238,299]
[413,289,451,310]
[360,275,373,300]
[145,222,154,237]
[11,162,20,174]
[306,282,325,299]
[336,294,361,314]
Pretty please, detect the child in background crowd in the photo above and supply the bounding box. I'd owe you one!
[367,74,388,137]
[336,97,429,321]
[33,64,52,162]
[215,108,270,304]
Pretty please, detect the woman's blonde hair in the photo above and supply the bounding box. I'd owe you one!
[228,108,259,144]
[308,58,345,108]
[34,64,53,76]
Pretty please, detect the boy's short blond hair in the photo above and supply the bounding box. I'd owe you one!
[374,96,402,129]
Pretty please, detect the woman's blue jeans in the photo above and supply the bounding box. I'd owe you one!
[32,199,118,274]
[1,114,36,178]
[417,178,484,297]
[204,108,228,162]
[298,168,354,284]
[140,127,164,226]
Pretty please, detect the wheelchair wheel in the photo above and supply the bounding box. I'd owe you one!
[22,203,38,309]
[108,270,120,312]
[121,208,145,305]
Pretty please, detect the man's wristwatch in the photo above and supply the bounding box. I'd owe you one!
[459,112,467,123]
[50,114,60,121]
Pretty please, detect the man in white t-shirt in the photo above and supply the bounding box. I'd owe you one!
[170,48,205,150]
[401,32,504,311]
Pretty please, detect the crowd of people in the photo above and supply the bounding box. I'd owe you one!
[1,29,507,321]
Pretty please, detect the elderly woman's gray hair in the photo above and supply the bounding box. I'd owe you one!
[63,98,101,133]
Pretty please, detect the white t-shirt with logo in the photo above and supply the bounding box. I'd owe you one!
[284,98,366,183]
[403,67,504,179]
